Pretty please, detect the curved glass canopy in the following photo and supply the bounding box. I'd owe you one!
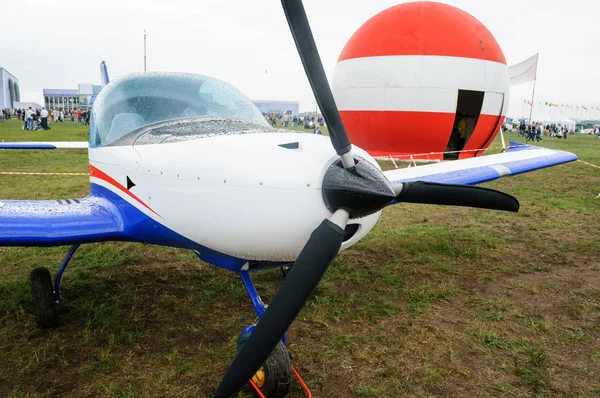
[89,72,271,147]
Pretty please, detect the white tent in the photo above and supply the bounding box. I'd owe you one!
[524,107,575,129]
[554,117,576,130]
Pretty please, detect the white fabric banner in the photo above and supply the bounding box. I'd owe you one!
[509,53,538,85]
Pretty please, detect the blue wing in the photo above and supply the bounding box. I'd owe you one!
[0,142,88,149]
[0,184,209,252]
[0,196,123,246]
[384,142,577,190]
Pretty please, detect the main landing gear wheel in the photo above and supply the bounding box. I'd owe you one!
[30,267,58,328]
[238,329,291,398]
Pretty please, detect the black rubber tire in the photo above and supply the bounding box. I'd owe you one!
[30,267,58,328]
[257,342,291,398]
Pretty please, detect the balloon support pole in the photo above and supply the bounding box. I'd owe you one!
[500,129,507,152]
[249,366,312,397]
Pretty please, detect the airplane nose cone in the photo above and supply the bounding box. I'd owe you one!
[322,157,396,219]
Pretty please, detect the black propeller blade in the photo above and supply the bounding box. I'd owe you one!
[213,211,349,398]
[395,181,520,212]
[281,0,354,168]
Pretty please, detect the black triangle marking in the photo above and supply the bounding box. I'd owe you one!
[126,176,136,190]
[278,142,300,149]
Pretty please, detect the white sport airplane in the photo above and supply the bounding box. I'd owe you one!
[0,1,577,397]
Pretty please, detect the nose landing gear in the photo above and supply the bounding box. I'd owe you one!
[238,327,291,398]
[237,269,312,397]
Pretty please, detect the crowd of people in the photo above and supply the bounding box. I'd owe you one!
[0,107,91,130]
[516,121,573,143]
[263,113,324,131]
[0,108,13,122]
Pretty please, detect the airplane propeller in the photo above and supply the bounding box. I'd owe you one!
[394,181,520,212]
[214,1,519,396]
[280,0,354,169]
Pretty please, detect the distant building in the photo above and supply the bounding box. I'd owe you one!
[13,101,42,110]
[252,100,299,116]
[43,89,79,111]
[43,84,102,111]
[0,67,20,109]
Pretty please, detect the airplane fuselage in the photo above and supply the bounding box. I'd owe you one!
[89,132,381,263]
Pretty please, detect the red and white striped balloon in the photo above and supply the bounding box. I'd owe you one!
[332,2,509,160]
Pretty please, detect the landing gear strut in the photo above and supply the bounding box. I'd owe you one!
[29,244,80,328]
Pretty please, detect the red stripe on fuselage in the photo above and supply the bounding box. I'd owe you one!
[89,165,161,218]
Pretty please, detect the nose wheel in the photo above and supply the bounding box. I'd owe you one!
[237,327,291,398]
[235,270,312,397]
[251,342,291,398]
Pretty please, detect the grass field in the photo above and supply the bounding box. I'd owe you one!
[0,118,599,397]
[0,119,89,142]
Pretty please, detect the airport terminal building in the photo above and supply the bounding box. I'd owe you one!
[0,67,20,108]
[43,84,102,111]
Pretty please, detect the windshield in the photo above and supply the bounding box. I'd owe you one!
[89,72,270,147]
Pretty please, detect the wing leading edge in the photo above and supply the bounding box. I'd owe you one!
[0,196,123,246]
[384,142,577,195]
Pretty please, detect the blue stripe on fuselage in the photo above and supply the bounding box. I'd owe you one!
[91,183,247,271]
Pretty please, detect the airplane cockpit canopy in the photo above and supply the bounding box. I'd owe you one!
[89,72,271,147]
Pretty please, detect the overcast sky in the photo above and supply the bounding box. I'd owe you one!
[3,0,599,117]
